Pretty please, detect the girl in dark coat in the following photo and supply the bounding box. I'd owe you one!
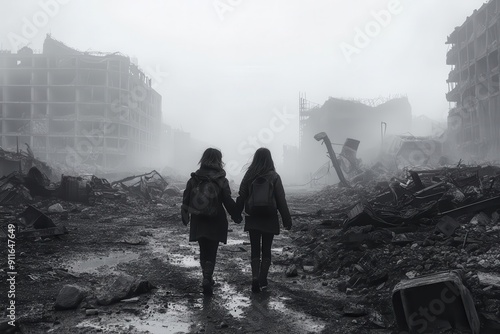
[181,148,241,295]
[236,148,292,293]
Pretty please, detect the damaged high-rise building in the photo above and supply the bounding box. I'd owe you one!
[446,0,500,160]
[0,35,162,171]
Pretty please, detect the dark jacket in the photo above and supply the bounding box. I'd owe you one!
[181,167,238,244]
[235,170,292,235]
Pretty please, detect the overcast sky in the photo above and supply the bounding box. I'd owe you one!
[0,0,488,166]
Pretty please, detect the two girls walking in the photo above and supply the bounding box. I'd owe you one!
[181,147,292,295]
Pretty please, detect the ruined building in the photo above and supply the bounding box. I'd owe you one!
[446,0,500,160]
[0,35,162,171]
[297,95,412,181]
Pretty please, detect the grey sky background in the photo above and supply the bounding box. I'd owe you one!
[0,0,487,167]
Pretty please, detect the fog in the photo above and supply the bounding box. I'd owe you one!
[0,0,487,179]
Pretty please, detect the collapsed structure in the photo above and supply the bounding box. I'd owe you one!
[0,35,162,171]
[446,0,500,160]
[295,95,412,182]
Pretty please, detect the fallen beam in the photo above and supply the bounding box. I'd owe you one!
[438,196,500,217]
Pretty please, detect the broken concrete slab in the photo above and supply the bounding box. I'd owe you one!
[477,272,500,288]
[55,285,86,310]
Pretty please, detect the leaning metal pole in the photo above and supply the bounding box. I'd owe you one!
[314,132,351,188]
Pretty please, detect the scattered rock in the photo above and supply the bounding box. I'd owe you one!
[405,271,417,279]
[368,310,387,328]
[97,274,136,306]
[55,285,86,310]
[85,309,98,316]
[478,272,500,288]
[48,203,65,213]
[303,265,315,273]
[139,231,153,237]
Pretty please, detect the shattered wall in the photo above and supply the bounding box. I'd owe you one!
[298,96,412,181]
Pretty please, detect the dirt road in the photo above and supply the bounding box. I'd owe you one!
[1,191,392,334]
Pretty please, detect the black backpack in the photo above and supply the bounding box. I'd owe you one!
[187,176,220,217]
[246,174,277,215]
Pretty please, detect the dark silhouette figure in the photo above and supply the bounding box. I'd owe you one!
[236,148,292,293]
[181,148,241,295]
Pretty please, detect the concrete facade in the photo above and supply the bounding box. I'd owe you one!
[446,0,500,160]
[0,35,162,171]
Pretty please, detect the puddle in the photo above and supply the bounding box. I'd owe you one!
[68,251,139,274]
[270,299,326,332]
[148,239,199,269]
[219,282,251,318]
[271,247,283,253]
[77,290,193,333]
[225,239,245,246]
[168,254,199,268]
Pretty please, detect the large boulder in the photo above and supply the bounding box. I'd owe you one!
[55,285,86,310]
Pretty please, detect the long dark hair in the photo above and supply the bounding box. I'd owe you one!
[245,148,275,181]
[199,148,224,170]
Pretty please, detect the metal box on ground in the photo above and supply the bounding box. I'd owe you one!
[392,270,480,334]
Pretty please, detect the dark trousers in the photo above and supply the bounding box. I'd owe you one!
[198,238,219,263]
[249,230,274,260]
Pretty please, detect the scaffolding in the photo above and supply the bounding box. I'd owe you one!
[299,92,320,151]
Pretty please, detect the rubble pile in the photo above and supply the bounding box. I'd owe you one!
[0,145,57,180]
[0,159,183,241]
[111,170,169,201]
[283,164,500,332]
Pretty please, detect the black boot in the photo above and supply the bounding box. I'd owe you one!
[251,258,261,293]
[259,258,271,290]
[202,261,215,295]
[201,261,215,286]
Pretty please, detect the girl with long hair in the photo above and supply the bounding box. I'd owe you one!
[236,148,292,293]
[181,148,241,295]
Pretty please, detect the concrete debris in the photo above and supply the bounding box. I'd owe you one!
[111,170,168,201]
[0,146,54,180]
[0,172,33,205]
[284,161,500,332]
[48,203,65,213]
[477,272,500,289]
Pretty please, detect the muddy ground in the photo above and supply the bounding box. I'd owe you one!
[0,187,400,334]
